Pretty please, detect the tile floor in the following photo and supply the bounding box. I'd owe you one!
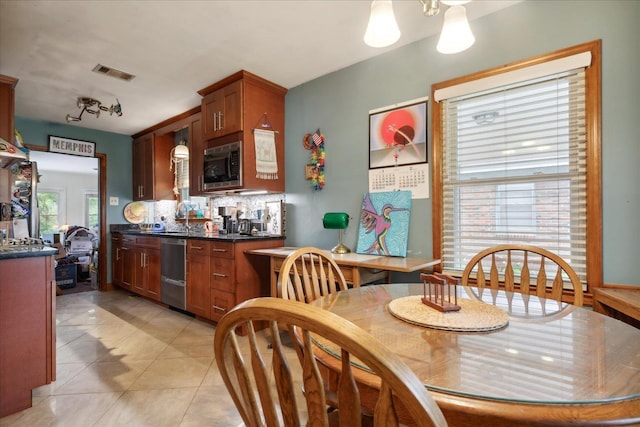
[0,288,284,426]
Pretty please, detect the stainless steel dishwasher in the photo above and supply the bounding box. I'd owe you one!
[160,238,186,309]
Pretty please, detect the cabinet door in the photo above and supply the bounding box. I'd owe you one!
[120,246,135,291]
[131,132,174,201]
[221,80,242,136]
[187,112,204,196]
[111,237,123,286]
[132,134,152,201]
[132,249,146,295]
[186,252,210,318]
[202,80,242,140]
[143,248,161,301]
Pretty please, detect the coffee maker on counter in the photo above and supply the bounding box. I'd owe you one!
[218,206,237,233]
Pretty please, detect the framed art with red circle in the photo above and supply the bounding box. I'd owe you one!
[368,98,428,169]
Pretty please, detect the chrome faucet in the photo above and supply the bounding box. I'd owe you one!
[177,201,192,234]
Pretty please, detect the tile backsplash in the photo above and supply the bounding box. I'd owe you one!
[142,194,286,233]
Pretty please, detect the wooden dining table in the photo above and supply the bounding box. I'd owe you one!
[310,283,640,426]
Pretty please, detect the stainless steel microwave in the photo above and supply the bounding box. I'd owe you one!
[203,141,242,191]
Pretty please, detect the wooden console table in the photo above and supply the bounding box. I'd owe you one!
[593,287,640,328]
[245,246,440,297]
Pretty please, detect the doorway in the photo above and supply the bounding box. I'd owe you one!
[27,146,107,291]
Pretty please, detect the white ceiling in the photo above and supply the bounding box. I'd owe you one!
[0,0,520,137]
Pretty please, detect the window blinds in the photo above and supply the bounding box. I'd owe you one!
[440,68,588,286]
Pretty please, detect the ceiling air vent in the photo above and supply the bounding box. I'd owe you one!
[92,64,136,82]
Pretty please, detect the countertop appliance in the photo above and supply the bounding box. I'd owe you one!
[160,238,186,310]
[238,218,251,235]
[202,141,241,191]
[10,161,39,238]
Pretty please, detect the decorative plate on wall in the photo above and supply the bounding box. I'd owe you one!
[123,201,148,224]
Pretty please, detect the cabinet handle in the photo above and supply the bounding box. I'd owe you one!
[212,248,227,253]
[212,305,226,312]
[212,273,227,278]
[191,246,204,250]
[219,112,224,130]
[212,113,217,132]
[116,248,120,261]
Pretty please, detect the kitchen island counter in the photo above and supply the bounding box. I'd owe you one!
[0,251,56,417]
[0,245,58,260]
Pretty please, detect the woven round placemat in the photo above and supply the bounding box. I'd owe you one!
[388,296,509,332]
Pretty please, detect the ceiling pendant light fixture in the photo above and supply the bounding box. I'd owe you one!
[364,0,401,48]
[172,128,189,160]
[437,3,475,54]
[364,0,475,54]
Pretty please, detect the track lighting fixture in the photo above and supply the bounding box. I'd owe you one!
[66,97,123,123]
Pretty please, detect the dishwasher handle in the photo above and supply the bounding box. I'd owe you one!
[161,276,186,287]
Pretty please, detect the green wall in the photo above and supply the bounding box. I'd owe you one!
[283,0,640,286]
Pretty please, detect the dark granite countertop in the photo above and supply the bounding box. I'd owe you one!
[0,245,59,260]
[112,229,284,242]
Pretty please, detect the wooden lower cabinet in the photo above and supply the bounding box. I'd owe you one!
[0,255,55,417]
[186,240,211,318]
[112,233,283,330]
[112,233,160,300]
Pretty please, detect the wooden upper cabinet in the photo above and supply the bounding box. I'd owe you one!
[0,75,17,144]
[198,70,288,194]
[132,132,174,201]
[0,75,18,204]
[202,79,242,140]
[187,112,205,196]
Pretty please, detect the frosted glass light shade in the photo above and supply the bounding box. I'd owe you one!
[173,143,189,159]
[437,5,475,54]
[364,0,401,48]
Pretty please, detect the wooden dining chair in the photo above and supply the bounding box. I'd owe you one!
[213,297,448,427]
[461,244,583,306]
[277,246,349,303]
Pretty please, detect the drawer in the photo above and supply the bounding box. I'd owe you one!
[210,289,235,322]
[210,258,235,292]
[135,235,161,248]
[210,241,234,259]
[188,240,210,254]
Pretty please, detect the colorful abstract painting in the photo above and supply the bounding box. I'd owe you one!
[356,191,412,257]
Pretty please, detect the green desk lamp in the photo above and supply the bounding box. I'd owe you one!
[323,212,351,254]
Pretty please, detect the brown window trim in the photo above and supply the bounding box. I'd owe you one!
[430,40,602,301]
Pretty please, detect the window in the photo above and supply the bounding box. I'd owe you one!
[37,190,62,234]
[431,40,602,294]
[85,193,99,228]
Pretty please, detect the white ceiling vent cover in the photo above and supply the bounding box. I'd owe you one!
[92,64,136,82]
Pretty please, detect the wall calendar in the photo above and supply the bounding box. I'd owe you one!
[368,163,429,199]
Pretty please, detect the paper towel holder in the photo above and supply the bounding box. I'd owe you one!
[322,212,351,254]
